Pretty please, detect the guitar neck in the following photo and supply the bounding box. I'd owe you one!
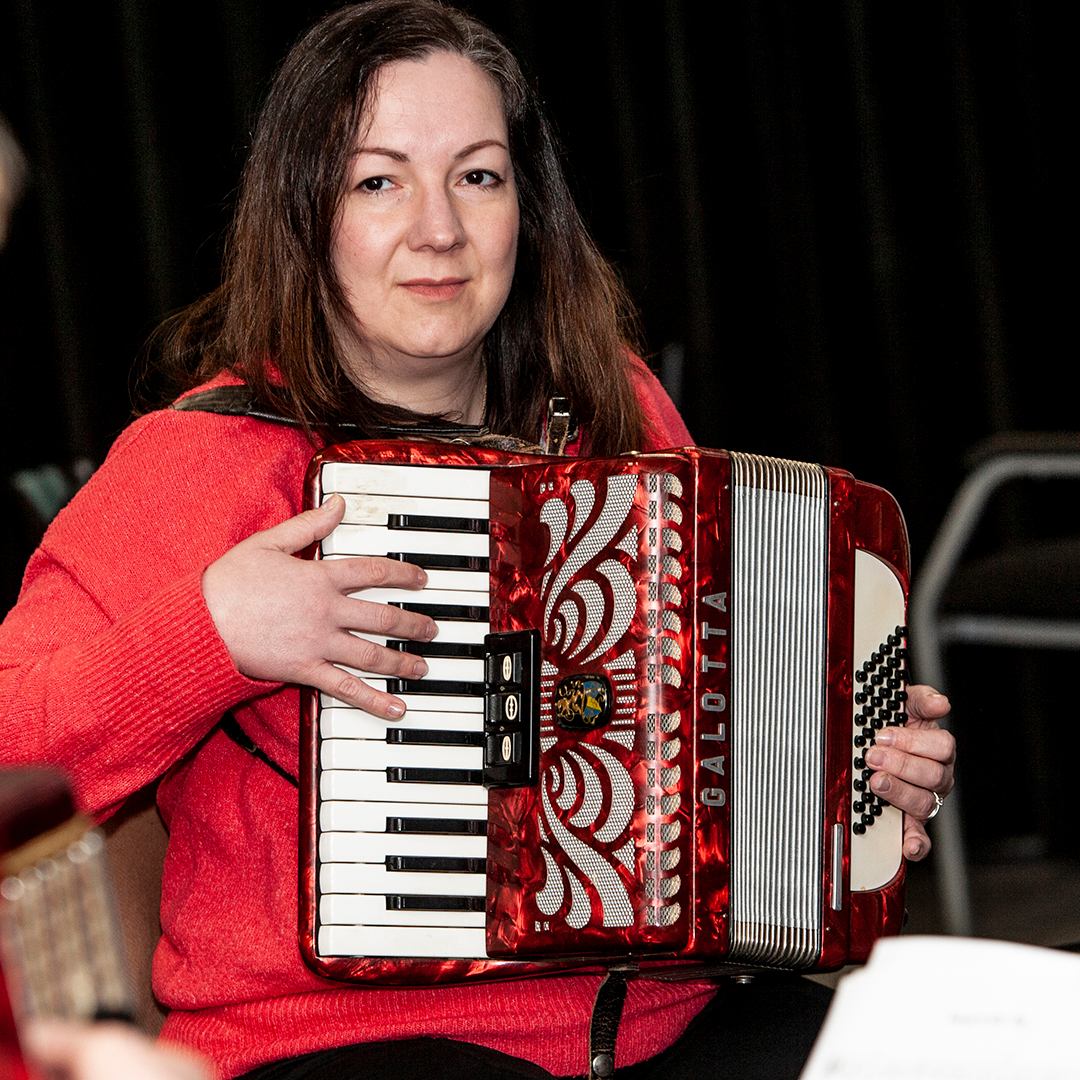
[1,769,132,1080]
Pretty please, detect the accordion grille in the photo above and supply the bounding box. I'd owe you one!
[729,452,828,967]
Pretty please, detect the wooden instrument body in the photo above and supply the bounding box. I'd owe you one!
[0,770,131,1080]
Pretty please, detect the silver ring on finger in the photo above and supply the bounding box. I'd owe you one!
[925,790,945,821]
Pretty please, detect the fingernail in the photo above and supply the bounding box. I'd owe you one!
[874,730,895,746]
[425,621,438,640]
[871,773,891,794]
[906,839,925,859]
[864,747,885,767]
[387,701,405,718]
[415,568,428,587]
[412,659,428,678]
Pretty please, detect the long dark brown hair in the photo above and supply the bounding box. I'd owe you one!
[150,0,644,453]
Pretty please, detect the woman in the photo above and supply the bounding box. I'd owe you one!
[0,2,955,1078]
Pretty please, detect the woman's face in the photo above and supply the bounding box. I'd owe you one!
[333,50,519,389]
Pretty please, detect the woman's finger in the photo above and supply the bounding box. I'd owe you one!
[256,494,347,555]
[334,595,438,643]
[864,742,952,796]
[868,769,945,821]
[328,630,429,681]
[866,730,955,791]
[906,684,951,723]
[902,817,932,861]
[323,554,428,593]
[307,660,410,717]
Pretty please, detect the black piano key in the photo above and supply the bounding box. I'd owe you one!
[386,766,484,785]
[386,854,486,874]
[387,894,486,912]
[387,513,489,535]
[386,639,487,659]
[388,551,490,572]
[386,728,485,747]
[387,816,486,836]
[391,602,489,621]
[385,678,485,696]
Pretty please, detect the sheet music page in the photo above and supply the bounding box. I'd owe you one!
[800,936,1080,1080]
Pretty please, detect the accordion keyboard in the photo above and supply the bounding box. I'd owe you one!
[316,462,493,959]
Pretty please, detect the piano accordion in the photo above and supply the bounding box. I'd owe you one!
[299,442,910,984]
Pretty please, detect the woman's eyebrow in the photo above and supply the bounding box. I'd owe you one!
[353,139,508,162]
[354,146,409,162]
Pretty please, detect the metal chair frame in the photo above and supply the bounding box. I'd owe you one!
[910,440,1080,936]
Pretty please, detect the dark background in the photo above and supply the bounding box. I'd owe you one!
[0,3,1073,867]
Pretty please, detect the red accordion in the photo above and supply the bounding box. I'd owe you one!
[299,442,909,984]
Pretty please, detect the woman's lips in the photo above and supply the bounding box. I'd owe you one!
[400,278,467,300]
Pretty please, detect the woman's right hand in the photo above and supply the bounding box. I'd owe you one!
[201,494,437,718]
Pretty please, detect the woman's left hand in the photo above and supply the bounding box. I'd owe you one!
[863,684,955,861]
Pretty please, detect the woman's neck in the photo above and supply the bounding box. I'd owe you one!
[346,352,487,425]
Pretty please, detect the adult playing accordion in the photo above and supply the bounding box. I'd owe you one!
[0,3,955,1078]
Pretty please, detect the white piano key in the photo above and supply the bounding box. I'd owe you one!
[320,709,485,740]
[320,770,488,805]
[320,691,485,712]
[352,682,488,708]
[319,830,487,862]
[324,526,488,560]
[420,569,489,592]
[320,893,486,928]
[321,463,490,501]
[339,493,490,524]
[320,800,488,833]
[321,740,483,772]
[422,656,485,683]
[321,862,485,897]
[318,923,487,959]
[347,588,489,609]
[397,656,486,683]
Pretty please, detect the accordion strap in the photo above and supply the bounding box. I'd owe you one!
[171,386,307,427]
[219,712,298,788]
[588,964,635,1079]
[170,384,574,455]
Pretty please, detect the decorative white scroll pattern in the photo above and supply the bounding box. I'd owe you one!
[532,469,688,936]
[540,474,638,667]
[535,744,635,929]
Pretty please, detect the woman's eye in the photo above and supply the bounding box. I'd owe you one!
[461,169,502,187]
[358,176,392,193]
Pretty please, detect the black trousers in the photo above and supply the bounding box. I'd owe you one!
[237,976,831,1080]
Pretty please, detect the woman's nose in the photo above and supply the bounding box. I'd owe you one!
[408,186,465,252]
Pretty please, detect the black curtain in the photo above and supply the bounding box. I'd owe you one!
[0,3,1071,850]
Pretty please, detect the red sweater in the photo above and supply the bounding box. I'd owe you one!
[0,365,715,1078]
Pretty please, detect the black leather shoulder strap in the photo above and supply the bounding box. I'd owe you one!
[171,385,577,454]
[170,386,306,427]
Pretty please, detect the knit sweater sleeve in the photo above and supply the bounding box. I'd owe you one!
[0,408,296,816]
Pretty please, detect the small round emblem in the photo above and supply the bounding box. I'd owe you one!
[553,674,612,731]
